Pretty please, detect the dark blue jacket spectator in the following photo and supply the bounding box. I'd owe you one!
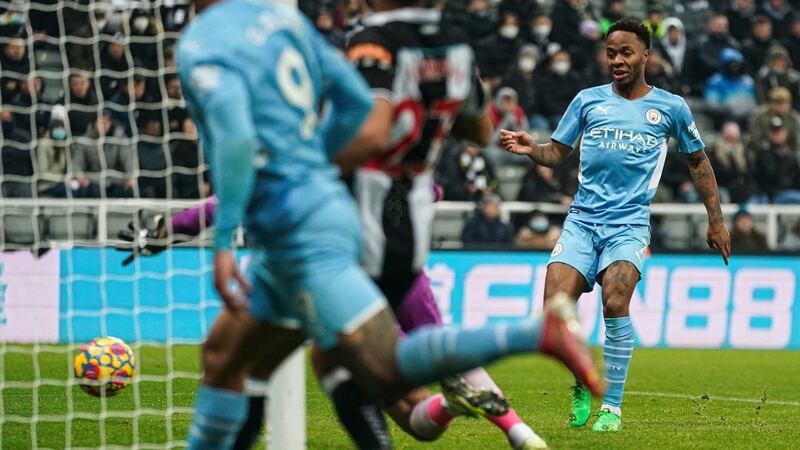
[462,195,514,245]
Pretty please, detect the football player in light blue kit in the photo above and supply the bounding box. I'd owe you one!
[501,19,732,433]
[179,1,601,448]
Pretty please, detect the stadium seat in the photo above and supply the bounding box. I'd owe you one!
[496,165,526,201]
[43,208,96,241]
[661,215,693,249]
[34,48,63,71]
[2,212,44,246]
[432,208,470,246]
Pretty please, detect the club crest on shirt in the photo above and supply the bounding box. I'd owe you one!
[645,108,662,124]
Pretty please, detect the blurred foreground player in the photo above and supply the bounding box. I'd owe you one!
[177,1,601,449]
[501,19,731,432]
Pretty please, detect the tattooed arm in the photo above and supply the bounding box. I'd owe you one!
[499,129,573,167]
[686,150,732,264]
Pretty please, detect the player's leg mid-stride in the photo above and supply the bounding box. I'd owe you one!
[564,259,639,433]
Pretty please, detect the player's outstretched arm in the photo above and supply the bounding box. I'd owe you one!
[116,196,217,267]
[686,150,732,265]
[499,129,572,167]
[171,195,217,236]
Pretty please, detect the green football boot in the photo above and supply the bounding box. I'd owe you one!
[591,408,622,432]
[569,384,591,427]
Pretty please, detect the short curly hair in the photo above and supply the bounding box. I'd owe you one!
[607,18,651,50]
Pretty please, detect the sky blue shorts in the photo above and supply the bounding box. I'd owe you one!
[245,195,387,350]
[549,217,650,292]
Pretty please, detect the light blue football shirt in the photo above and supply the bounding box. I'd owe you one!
[177,0,372,250]
[551,84,704,226]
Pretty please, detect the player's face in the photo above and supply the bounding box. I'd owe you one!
[606,31,649,88]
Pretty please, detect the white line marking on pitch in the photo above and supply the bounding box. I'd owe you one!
[627,390,800,407]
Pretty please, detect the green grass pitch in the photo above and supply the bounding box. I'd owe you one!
[2,346,799,449]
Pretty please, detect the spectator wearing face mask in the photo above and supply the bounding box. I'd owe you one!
[515,210,560,250]
[129,10,159,70]
[742,15,780,75]
[535,50,584,131]
[35,108,75,198]
[749,87,800,151]
[704,48,757,129]
[708,122,754,203]
[476,12,524,89]
[659,17,687,76]
[526,14,554,61]
[755,46,800,110]
[683,12,740,96]
[461,194,514,246]
[436,140,498,201]
[502,45,539,126]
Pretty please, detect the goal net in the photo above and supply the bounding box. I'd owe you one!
[0,1,302,448]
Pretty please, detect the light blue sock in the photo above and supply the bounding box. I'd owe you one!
[396,319,543,387]
[602,317,634,413]
[187,385,248,450]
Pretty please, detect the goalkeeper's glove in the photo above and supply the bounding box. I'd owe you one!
[116,214,169,266]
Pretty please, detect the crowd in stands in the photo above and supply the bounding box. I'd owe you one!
[2,0,800,250]
[1,1,200,200]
